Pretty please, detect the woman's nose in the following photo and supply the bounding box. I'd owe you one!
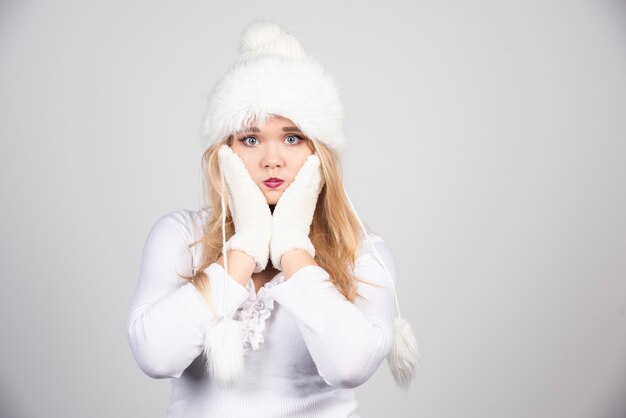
[263,157,282,168]
[262,147,284,168]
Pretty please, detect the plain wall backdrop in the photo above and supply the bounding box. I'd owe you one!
[1,0,625,417]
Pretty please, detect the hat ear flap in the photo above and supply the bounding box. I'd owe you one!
[200,162,246,389]
[342,184,421,390]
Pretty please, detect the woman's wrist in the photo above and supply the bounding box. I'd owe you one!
[216,250,255,287]
[281,249,318,280]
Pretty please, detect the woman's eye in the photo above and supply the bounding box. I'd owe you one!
[285,134,304,144]
[239,136,258,146]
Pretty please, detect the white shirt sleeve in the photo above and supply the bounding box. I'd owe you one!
[126,209,250,379]
[267,233,398,389]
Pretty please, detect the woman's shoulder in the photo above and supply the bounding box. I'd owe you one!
[354,230,397,285]
[148,205,212,243]
[355,230,387,256]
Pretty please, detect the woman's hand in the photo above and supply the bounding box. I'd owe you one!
[218,144,273,273]
[270,154,325,271]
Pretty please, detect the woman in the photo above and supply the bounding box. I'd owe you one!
[126,20,419,417]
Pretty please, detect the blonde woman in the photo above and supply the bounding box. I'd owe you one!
[126,20,419,418]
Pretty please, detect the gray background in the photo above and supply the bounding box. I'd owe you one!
[1,0,625,417]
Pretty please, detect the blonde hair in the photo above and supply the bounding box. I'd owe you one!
[181,134,379,307]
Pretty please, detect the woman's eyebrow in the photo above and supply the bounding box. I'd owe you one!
[238,127,260,133]
[282,126,302,132]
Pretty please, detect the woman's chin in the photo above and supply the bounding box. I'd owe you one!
[264,191,283,205]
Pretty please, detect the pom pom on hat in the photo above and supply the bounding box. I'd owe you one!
[239,20,307,59]
[240,20,284,52]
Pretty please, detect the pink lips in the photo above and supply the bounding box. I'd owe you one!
[263,177,284,188]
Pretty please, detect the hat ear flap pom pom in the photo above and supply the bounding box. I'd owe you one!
[203,318,245,389]
[387,316,420,390]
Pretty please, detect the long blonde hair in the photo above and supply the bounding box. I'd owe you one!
[181,135,377,307]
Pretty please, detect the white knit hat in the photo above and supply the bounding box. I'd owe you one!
[200,20,420,392]
[199,20,346,154]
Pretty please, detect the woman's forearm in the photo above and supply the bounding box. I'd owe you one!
[281,249,318,279]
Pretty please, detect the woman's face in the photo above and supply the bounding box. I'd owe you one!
[230,115,314,205]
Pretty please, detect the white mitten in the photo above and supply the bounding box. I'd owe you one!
[270,154,325,271]
[218,144,273,273]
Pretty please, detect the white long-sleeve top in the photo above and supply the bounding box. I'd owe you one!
[126,207,398,418]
